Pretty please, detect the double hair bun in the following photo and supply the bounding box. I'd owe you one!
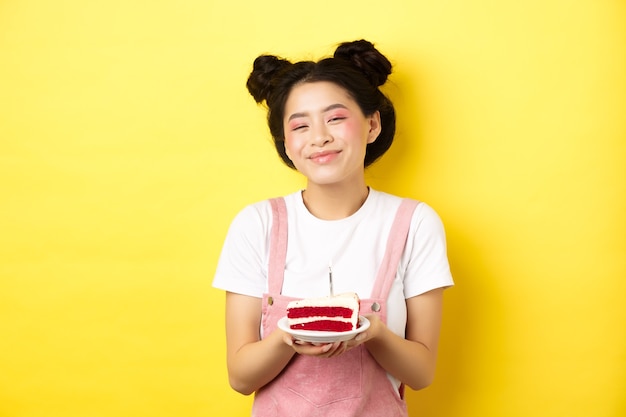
[247,39,392,104]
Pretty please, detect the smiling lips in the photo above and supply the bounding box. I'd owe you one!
[308,150,341,163]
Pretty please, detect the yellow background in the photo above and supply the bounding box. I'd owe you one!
[1,1,624,416]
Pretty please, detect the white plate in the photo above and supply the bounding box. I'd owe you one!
[277,316,370,343]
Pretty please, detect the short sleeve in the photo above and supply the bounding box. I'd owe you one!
[212,201,272,298]
[402,203,454,298]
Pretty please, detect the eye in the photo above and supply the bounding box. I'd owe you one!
[328,117,345,124]
[291,124,308,131]
[287,120,308,131]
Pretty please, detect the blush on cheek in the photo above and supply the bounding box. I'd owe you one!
[338,119,360,137]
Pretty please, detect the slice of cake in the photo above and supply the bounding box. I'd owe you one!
[286,292,360,332]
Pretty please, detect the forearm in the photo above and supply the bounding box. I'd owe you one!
[365,323,437,390]
[227,329,296,395]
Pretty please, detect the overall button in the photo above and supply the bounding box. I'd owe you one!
[371,302,380,312]
[268,297,274,306]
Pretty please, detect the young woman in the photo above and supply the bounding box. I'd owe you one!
[213,39,454,416]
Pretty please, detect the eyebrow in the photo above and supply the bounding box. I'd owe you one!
[287,103,349,122]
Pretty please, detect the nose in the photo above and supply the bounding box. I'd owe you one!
[312,125,332,146]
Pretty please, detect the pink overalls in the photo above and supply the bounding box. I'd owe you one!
[252,197,419,417]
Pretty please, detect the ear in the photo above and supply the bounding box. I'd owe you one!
[366,111,382,144]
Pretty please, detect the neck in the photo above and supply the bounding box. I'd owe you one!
[302,181,370,220]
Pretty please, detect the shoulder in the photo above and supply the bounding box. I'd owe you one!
[228,199,272,232]
[404,201,447,244]
[366,189,404,213]
[413,201,444,226]
[370,189,446,233]
[370,189,440,219]
[226,190,302,235]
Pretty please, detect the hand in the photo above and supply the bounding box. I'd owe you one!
[281,315,383,358]
[283,336,348,358]
[352,313,382,343]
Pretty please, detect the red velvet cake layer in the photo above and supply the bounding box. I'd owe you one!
[287,306,353,319]
[285,292,361,333]
[289,320,355,332]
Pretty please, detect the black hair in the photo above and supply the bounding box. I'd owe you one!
[246,39,395,169]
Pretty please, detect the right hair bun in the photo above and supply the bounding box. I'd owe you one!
[246,55,292,103]
[334,40,392,87]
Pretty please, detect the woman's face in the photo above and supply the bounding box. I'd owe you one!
[282,81,381,188]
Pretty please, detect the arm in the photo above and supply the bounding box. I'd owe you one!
[225,292,296,395]
[360,287,444,390]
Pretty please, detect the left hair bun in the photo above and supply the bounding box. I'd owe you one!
[246,55,292,103]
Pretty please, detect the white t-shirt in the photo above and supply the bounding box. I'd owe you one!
[213,188,454,339]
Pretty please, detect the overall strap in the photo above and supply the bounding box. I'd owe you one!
[370,199,420,299]
[268,197,288,294]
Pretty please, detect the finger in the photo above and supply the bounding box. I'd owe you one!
[327,342,348,358]
[355,332,368,342]
[292,342,333,356]
[308,342,338,357]
[322,341,342,357]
